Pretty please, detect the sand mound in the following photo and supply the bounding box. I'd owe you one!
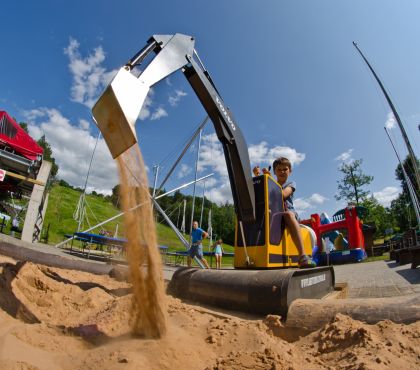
[0,256,419,369]
[0,259,131,334]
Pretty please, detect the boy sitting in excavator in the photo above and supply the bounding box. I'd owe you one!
[254,157,316,268]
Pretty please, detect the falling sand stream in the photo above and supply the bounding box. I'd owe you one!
[116,145,167,338]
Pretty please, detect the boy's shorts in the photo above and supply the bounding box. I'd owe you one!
[188,243,203,259]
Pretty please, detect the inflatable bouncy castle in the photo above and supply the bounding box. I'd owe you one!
[301,206,367,265]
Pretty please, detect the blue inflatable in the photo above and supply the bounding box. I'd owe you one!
[313,248,367,265]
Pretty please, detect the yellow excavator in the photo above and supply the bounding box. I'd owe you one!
[92,33,334,316]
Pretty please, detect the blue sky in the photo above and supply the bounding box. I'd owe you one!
[1,0,419,220]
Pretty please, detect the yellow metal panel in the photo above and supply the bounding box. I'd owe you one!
[234,245,268,268]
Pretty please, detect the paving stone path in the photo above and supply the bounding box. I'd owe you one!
[333,260,420,298]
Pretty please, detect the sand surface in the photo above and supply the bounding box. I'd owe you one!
[0,255,419,370]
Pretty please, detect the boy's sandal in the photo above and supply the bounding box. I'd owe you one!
[298,255,317,269]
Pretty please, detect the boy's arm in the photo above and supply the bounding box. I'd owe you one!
[282,185,295,199]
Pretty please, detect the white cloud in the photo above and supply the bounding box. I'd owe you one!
[294,193,327,217]
[64,37,117,109]
[64,38,184,123]
[374,186,400,207]
[79,118,90,130]
[177,163,192,179]
[248,141,305,168]
[23,108,118,194]
[385,112,396,130]
[168,89,187,107]
[138,90,154,120]
[198,133,228,177]
[151,106,168,121]
[309,193,327,204]
[294,198,312,213]
[200,177,218,188]
[205,178,233,205]
[335,149,354,163]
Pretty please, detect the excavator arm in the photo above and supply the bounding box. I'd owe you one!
[92,33,255,223]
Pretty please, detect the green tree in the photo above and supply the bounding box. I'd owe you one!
[335,159,373,205]
[211,203,235,245]
[58,179,73,189]
[395,155,420,201]
[18,121,29,133]
[391,155,420,231]
[390,194,412,231]
[110,184,120,208]
[37,135,59,178]
[360,196,396,237]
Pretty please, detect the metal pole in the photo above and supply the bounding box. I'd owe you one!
[77,131,101,232]
[181,199,186,233]
[152,164,160,198]
[155,174,213,200]
[157,116,208,193]
[189,128,203,244]
[207,208,213,250]
[176,202,181,229]
[384,128,420,226]
[199,181,206,227]
[152,197,204,269]
[353,42,420,193]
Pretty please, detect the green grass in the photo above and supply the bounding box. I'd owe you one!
[363,252,390,263]
[374,238,385,245]
[43,184,234,258]
[44,185,125,245]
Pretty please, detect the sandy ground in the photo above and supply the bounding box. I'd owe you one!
[0,254,419,370]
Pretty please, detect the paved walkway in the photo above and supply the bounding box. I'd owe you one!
[1,233,419,298]
[333,260,420,298]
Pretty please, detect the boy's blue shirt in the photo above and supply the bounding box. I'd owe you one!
[283,180,297,214]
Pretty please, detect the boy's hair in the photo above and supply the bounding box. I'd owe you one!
[272,157,292,171]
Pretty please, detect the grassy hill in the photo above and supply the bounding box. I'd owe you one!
[43,184,233,254]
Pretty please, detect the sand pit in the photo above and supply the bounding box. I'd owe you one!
[0,255,419,370]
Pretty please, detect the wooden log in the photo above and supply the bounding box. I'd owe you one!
[286,294,420,331]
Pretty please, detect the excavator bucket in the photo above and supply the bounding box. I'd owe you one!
[92,67,150,159]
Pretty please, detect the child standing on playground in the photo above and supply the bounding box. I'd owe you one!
[272,157,316,268]
[212,239,224,269]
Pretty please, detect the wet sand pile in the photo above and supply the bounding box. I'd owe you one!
[0,255,419,370]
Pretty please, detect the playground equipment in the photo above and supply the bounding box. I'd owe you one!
[302,206,367,265]
[319,212,349,250]
[92,33,334,315]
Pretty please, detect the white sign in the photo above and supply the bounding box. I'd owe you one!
[301,274,326,288]
[0,169,6,182]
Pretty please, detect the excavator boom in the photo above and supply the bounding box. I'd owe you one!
[92,33,255,223]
